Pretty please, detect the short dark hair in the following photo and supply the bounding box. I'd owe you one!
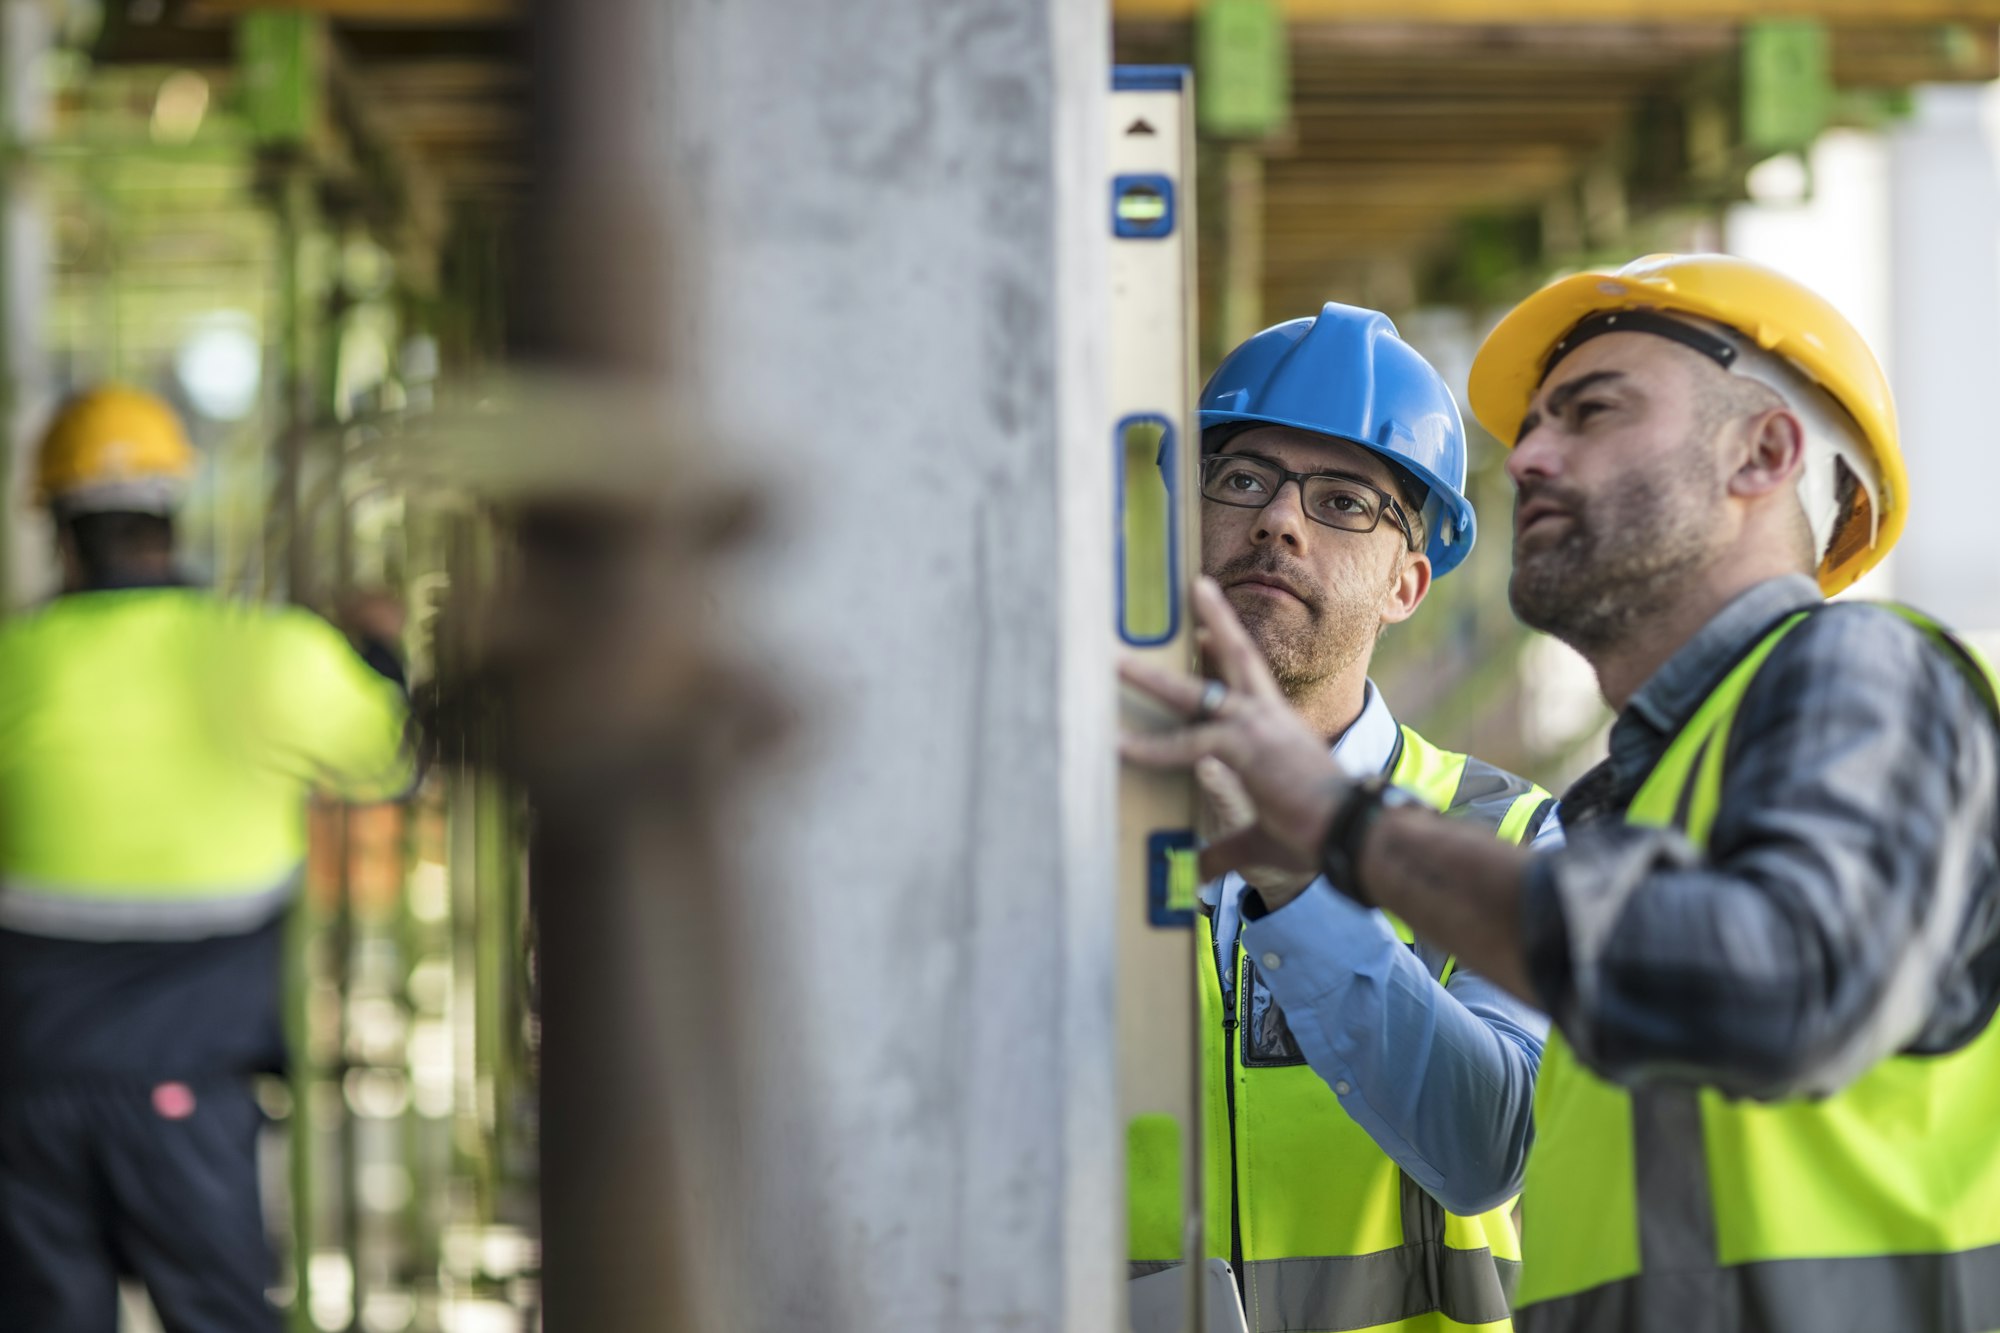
[59,510,174,587]
[1384,460,1429,552]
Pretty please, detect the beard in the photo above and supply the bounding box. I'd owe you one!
[1509,444,1721,655]
[1209,548,1387,698]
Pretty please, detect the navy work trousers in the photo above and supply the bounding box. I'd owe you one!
[0,1079,280,1333]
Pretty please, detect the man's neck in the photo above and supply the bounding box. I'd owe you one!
[1585,554,1802,712]
[1285,658,1372,744]
[66,555,180,595]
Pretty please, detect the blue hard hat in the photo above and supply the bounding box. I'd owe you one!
[1199,302,1477,577]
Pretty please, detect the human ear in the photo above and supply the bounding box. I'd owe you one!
[1728,407,1807,500]
[1379,550,1431,628]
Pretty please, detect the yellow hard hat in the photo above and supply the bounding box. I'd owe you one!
[36,384,196,514]
[1466,253,1905,595]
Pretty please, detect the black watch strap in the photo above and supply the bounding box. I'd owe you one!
[1320,776,1390,908]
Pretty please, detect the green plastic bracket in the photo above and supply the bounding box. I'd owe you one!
[239,11,323,146]
[1197,0,1288,141]
[1743,20,1831,156]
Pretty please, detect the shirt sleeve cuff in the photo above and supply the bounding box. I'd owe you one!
[1239,879,1401,998]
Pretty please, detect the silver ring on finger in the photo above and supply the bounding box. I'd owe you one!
[1192,678,1230,723]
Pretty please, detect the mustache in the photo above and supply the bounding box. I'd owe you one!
[1513,480,1589,524]
[1209,551,1325,611]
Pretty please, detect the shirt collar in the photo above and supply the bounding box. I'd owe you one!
[1608,573,1820,787]
[1332,678,1401,779]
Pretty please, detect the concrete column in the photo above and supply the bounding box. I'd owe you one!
[655,4,1118,1330]
[1888,87,2000,630]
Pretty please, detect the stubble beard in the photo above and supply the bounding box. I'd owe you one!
[1217,553,1387,701]
[1509,446,1722,657]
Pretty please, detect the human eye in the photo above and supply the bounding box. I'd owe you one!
[1213,460,1271,495]
[1312,483,1378,521]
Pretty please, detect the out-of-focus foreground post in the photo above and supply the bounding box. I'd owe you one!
[505,2,760,1330]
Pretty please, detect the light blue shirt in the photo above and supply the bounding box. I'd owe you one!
[1206,682,1561,1215]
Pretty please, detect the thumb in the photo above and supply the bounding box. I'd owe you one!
[1199,825,1314,882]
[1194,756,1253,833]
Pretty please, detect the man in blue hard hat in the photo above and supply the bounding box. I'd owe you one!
[1127,303,1556,1333]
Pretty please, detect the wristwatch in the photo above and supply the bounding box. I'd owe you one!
[1319,776,1419,908]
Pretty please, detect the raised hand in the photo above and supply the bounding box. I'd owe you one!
[1119,577,1350,885]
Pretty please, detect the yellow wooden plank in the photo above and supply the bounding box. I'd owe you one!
[1118,0,2000,20]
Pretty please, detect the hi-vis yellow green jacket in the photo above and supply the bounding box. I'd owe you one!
[0,588,413,940]
[1517,605,2000,1333]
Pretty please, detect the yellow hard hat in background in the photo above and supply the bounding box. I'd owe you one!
[1466,253,1906,595]
[35,385,197,515]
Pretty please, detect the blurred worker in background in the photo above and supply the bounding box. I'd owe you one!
[1128,304,1557,1333]
[0,386,415,1332]
[1124,255,2000,1333]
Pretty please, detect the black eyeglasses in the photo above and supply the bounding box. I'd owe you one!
[1200,454,1417,550]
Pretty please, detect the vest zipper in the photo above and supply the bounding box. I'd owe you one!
[1223,949,1246,1292]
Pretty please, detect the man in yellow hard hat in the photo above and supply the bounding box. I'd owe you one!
[0,386,415,1332]
[1120,254,2000,1333]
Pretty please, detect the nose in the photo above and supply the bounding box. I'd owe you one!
[1252,479,1311,552]
[1506,421,1561,489]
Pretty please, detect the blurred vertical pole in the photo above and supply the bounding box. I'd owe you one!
[520,3,738,1331]
[653,3,1119,1332]
[0,0,51,606]
[240,16,331,1325]
[1218,146,1264,360]
[241,8,326,607]
[271,167,313,606]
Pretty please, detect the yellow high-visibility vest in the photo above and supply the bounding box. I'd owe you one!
[1516,605,2000,1333]
[1132,725,1551,1333]
[0,589,413,940]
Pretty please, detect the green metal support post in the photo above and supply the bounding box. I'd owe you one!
[241,11,329,1331]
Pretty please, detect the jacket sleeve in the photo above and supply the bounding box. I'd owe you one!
[1240,882,1547,1214]
[256,609,416,801]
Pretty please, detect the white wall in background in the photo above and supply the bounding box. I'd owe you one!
[1881,85,2000,635]
[1727,127,1898,604]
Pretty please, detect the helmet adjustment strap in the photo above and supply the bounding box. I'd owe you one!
[1541,309,1739,382]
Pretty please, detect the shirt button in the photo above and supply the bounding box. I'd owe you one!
[1260,952,1282,970]
[1334,1081,1352,1096]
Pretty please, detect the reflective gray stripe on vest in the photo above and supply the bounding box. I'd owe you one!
[1446,755,1540,835]
[1518,1078,2000,1333]
[1516,1241,2000,1333]
[1241,1247,1519,1332]
[1139,1248,1517,1332]
[0,872,300,940]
